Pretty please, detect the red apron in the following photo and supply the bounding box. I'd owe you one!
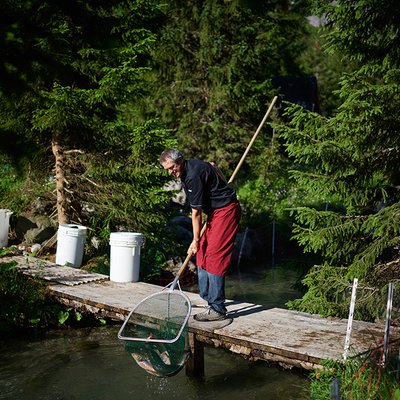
[196,201,241,276]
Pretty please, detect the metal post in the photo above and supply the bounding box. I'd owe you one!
[271,218,276,267]
[343,278,358,361]
[330,379,340,400]
[237,227,249,269]
[383,282,394,367]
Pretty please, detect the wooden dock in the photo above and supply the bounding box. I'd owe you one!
[5,255,394,372]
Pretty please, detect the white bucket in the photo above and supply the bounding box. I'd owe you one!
[0,209,13,248]
[109,232,145,283]
[56,224,87,267]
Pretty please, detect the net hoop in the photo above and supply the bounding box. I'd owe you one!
[117,284,192,344]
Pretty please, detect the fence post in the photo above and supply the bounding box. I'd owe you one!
[383,282,394,367]
[343,278,358,361]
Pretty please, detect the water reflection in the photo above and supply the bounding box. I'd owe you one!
[0,262,309,400]
[0,327,308,400]
[225,261,305,308]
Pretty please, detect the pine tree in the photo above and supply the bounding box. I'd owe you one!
[275,0,400,320]
[136,0,312,176]
[0,0,172,236]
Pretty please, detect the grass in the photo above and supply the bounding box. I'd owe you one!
[310,350,400,399]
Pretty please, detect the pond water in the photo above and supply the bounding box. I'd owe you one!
[225,260,306,308]
[0,261,310,400]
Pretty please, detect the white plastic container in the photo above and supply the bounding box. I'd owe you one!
[56,224,87,267]
[0,209,13,248]
[109,232,145,283]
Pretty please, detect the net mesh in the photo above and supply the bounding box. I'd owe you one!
[119,290,191,377]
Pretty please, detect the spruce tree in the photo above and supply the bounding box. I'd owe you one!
[275,0,400,320]
[137,0,312,175]
[0,0,173,238]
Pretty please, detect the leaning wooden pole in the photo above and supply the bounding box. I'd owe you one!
[228,96,278,184]
[182,95,279,278]
[186,96,278,377]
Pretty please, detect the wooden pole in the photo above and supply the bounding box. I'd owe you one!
[343,278,358,361]
[184,97,278,377]
[186,333,204,377]
[228,96,278,184]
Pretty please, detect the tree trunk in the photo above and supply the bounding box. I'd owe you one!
[52,135,69,225]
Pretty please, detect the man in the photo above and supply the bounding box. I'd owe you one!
[159,148,241,322]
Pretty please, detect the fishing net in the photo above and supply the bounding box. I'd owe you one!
[118,286,192,377]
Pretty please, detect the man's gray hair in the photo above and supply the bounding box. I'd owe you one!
[159,148,184,164]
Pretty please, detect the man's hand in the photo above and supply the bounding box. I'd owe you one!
[188,239,200,255]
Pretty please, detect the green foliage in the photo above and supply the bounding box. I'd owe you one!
[0,154,22,210]
[274,1,400,320]
[237,137,292,224]
[138,0,312,175]
[288,264,399,321]
[317,0,400,65]
[0,1,181,278]
[82,256,110,276]
[287,264,349,316]
[0,255,113,332]
[0,260,58,332]
[56,309,86,325]
[0,156,52,214]
[298,25,354,116]
[57,310,70,325]
[83,119,176,240]
[0,0,166,225]
[310,356,400,400]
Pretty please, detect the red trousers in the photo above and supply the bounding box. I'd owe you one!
[196,201,241,276]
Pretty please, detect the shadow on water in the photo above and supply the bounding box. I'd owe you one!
[0,260,310,400]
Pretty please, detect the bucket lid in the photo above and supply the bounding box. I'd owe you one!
[0,209,13,217]
[109,232,144,246]
[59,224,87,237]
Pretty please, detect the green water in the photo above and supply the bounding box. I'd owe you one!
[225,261,305,308]
[0,262,310,400]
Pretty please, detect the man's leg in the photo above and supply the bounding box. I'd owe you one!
[194,268,227,321]
[206,271,226,315]
[197,266,209,301]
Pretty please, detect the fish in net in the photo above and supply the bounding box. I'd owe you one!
[118,289,192,377]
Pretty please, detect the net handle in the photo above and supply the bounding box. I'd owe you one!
[228,96,278,184]
[171,96,278,290]
[170,223,207,289]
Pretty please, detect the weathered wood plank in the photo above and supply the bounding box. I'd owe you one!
[5,255,396,370]
[3,255,107,285]
[47,278,390,370]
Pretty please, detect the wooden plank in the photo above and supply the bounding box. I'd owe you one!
[5,255,396,370]
[47,279,391,370]
[3,255,107,285]
[192,305,387,366]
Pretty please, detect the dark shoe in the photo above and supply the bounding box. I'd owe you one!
[194,307,226,322]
